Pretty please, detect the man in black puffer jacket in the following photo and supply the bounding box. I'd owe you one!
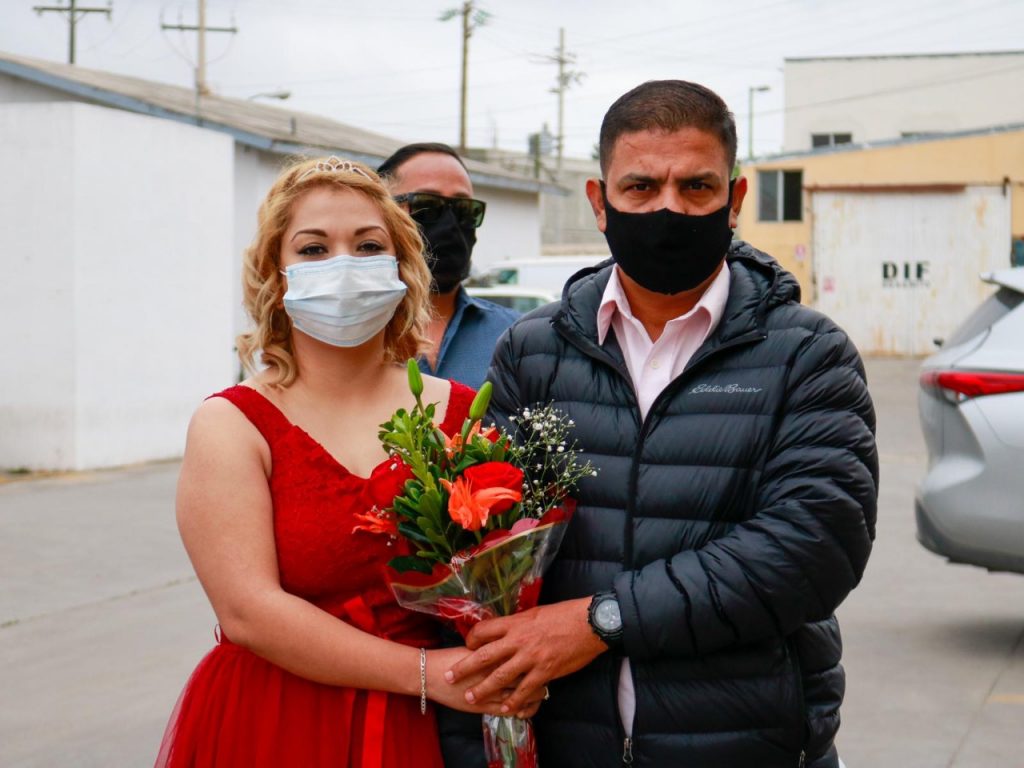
[442,80,877,768]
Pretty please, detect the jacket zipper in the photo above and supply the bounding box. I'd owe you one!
[551,297,769,764]
[788,638,809,767]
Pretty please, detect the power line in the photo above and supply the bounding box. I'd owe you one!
[80,0,137,55]
[33,0,112,64]
[160,0,237,96]
[570,0,794,51]
[536,28,584,176]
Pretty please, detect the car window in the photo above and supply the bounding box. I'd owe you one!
[511,296,550,313]
[482,295,549,312]
[944,287,1023,347]
[482,295,515,309]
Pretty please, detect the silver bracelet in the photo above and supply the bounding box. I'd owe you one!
[419,647,427,715]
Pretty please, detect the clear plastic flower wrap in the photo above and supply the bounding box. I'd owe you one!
[387,503,573,768]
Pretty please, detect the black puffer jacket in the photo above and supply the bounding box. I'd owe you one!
[440,243,878,768]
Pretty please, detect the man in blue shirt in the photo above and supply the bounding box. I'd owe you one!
[378,143,519,390]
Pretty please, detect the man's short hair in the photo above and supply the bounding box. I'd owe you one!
[598,80,737,175]
[377,142,468,181]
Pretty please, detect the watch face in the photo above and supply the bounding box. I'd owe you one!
[595,597,622,632]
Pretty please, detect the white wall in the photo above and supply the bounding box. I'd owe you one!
[812,186,1012,355]
[784,53,1024,152]
[0,104,77,467]
[0,102,236,470]
[472,187,542,274]
[232,145,287,375]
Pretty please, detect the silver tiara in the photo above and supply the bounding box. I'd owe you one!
[297,156,372,182]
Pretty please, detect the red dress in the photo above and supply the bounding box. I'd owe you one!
[156,382,475,768]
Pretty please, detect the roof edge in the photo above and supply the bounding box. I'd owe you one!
[786,50,1024,63]
[745,122,1024,164]
[0,54,548,195]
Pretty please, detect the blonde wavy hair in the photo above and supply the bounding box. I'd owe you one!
[236,156,432,387]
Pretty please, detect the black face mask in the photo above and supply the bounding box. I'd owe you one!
[414,207,476,294]
[601,181,735,295]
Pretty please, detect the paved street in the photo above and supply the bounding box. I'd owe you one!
[1,358,1022,767]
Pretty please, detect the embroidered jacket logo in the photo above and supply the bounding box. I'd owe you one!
[689,383,764,394]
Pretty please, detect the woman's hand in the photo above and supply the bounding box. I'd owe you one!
[425,647,545,717]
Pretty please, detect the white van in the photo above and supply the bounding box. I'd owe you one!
[484,255,609,295]
[465,285,558,314]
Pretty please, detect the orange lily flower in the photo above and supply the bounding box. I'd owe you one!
[352,506,398,537]
[440,461,523,532]
[443,423,499,456]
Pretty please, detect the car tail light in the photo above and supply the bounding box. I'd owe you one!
[920,370,1024,402]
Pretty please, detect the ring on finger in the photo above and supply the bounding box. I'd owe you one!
[543,685,551,701]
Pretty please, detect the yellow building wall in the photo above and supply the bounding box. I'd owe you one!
[737,129,1024,302]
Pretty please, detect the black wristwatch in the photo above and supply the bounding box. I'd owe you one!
[588,590,624,651]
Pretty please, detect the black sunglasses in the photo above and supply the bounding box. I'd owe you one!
[393,192,487,229]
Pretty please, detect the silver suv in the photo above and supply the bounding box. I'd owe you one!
[916,268,1024,574]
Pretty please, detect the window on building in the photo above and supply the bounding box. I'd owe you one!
[758,170,803,222]
[811,133,853,148]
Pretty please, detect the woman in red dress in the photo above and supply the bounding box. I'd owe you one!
[155,156,539,768]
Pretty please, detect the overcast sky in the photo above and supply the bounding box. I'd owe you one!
[4,0,1024,158]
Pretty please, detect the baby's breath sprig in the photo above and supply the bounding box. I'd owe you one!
[505,404,597,518]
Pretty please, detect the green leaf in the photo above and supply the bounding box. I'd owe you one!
[415,516,440,538]
[419,489,443,521]
[452,455,479,474]
[387,555,433,574]
[425,528,449,546]
[397,521,432,545]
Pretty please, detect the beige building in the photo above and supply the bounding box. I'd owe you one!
[738,125,1024,355]
[783,51,1024,152]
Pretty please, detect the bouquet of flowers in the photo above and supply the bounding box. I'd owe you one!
[354,361,595,768]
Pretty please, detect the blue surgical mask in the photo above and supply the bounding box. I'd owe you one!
[280,254,407,347]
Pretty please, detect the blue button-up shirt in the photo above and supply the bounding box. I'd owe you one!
[418,288,520,390]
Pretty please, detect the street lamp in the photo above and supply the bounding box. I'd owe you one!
[747,84,770,161]
[246,90,292,101]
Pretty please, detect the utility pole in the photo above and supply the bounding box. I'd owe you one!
[747,84,770,161]
[459,3,469,152]
[161,0,237,97]
[33,0,112,65]
[541,28,584,178]
[440,2,489,153]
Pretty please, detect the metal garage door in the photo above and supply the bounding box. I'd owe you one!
[811,185,1011,355]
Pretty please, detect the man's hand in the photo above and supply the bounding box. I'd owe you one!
[444,597,608,714]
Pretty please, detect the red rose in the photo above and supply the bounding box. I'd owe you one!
[462,462,524,515]
[367,459,414,510]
